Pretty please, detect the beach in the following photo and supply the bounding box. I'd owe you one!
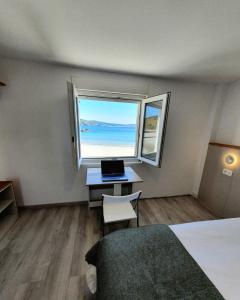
[80,124,137,157]
[81,143,135,157]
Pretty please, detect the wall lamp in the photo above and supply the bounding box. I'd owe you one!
[225,154,235,165]
[223,153,238,168]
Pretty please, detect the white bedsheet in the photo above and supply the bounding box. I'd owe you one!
[170,218,240,300]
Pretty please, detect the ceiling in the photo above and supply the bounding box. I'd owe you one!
[1,0,240,83]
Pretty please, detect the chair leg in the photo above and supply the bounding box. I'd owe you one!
[102,213,105,236]
[102,197,104,236]
[137,198,139,227]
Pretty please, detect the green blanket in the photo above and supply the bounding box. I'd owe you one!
[86,224,224,300]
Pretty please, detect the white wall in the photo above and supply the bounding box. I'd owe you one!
[0,58,216,205]
[212,80,240,145]
[191,85,226,195]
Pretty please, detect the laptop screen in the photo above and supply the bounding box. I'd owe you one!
[101,160,125,176]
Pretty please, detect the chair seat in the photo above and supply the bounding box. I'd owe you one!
[103,200,137,224]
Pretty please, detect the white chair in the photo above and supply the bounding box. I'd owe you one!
[102,191,141,235]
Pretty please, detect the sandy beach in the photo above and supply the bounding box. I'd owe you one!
[81,143,135,157]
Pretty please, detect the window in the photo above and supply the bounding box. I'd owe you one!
[68,82,170,169]
[79,98,139,158]
[138,95,169,166]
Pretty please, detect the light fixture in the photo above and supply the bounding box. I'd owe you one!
[223,152,239,168]
[225,154,235,165]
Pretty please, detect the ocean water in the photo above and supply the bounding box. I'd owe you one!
[80,125,136,146]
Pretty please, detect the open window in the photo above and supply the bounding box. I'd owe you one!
[68,81,170,169]
[67,82,82,170]
[138,93,170,167]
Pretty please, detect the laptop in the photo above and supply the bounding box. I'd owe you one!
[101,160,128,182]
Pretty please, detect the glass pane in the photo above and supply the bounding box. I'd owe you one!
[141,100,162,161]
[78,98,138,158]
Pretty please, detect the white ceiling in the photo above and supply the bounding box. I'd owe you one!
[1,0,240,83]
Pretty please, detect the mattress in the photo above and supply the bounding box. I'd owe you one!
[86,218,240,299]
[170,218,240,300]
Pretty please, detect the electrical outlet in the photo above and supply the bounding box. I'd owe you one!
[222,168,233,177]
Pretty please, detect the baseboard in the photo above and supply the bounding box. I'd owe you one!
[19,194,196,209]
[141,194,193,201]
[190,192,198,199]
[19,200,88,209]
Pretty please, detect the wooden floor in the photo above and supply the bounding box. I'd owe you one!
[0,196,215,300]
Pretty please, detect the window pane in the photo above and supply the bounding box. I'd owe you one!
[141,100,162,161]
[78,98,138,158]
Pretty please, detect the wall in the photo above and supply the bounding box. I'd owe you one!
[199,80,240,218]
[199,144,240,218]
[212,80,240,144]
[0,58,216,206]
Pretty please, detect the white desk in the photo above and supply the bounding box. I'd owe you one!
[86,167,143,207]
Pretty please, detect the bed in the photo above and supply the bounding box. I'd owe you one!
[86,218,240,300]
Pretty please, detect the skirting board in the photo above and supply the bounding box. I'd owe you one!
[141,194,193,201]
[191,192,198,199]
[19,194,195,209]
[19,201,88,209]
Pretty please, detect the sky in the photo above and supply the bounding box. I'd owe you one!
[145,104,161,118]
[79,98,138,124]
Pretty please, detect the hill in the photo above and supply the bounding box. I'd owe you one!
[80,119,135,127]
[145,116,158,130]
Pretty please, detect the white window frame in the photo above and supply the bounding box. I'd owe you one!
[67,82,82,170]
[77,91,143,163]
[68,83,170,169]
[138,93,170,167]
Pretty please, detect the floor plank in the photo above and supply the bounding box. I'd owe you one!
[0,196,215,300]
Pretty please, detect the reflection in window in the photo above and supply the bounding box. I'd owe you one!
[141,100,162,161]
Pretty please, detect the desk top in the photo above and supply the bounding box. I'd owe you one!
[86,167,143,186]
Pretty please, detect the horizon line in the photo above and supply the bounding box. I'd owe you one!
[80,118,136,125]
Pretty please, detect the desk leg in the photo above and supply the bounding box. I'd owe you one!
[88,186,102,208]
[113,184,122,196]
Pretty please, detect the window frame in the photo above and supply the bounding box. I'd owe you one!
[68,83,170,169]
[77,90,144,163]
[138,93,170,167]
[67,82,82,170]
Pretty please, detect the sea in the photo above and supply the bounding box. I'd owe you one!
[80,124,136,146]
